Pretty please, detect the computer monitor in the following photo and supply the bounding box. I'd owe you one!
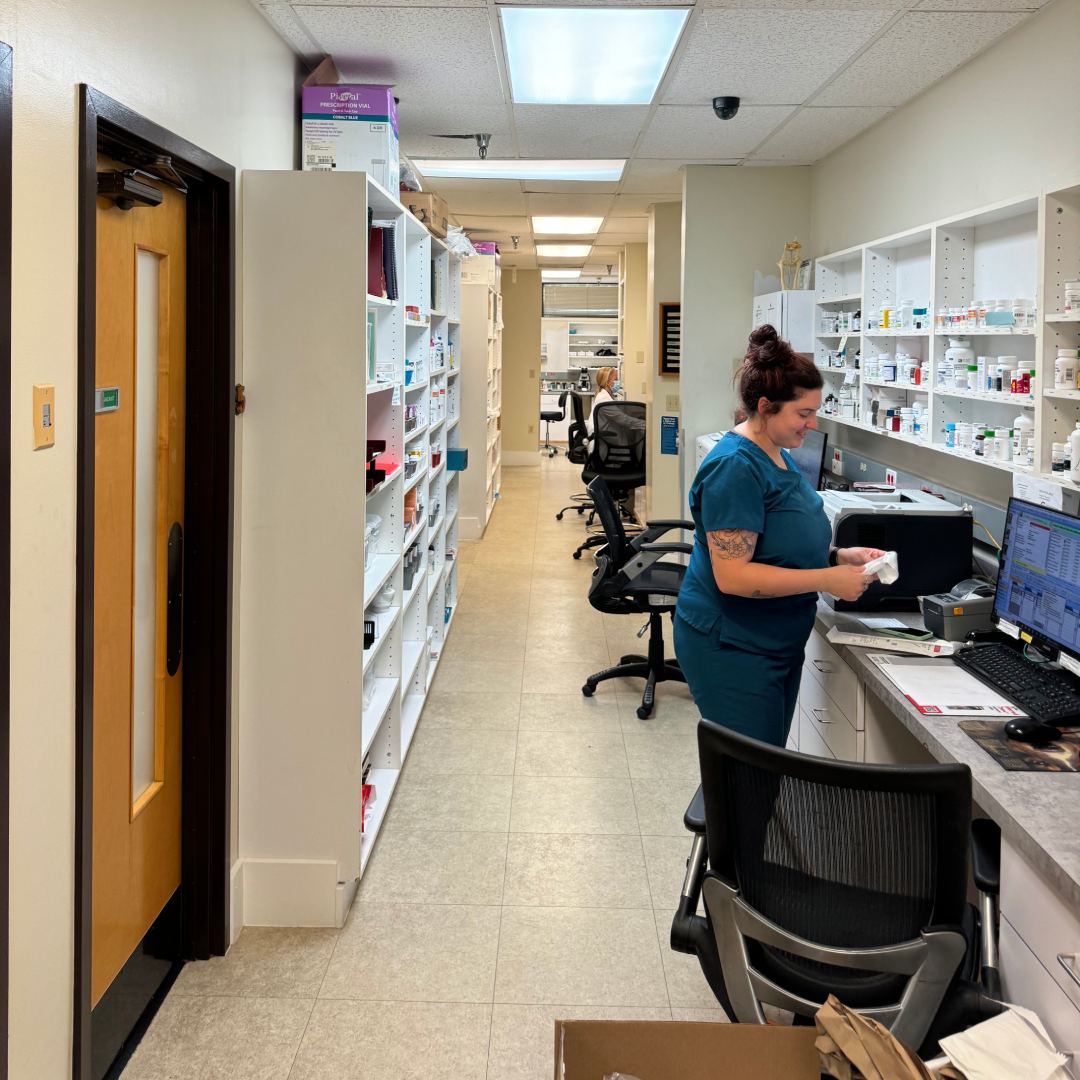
[790,428,828,490]
[993,497,1080,663]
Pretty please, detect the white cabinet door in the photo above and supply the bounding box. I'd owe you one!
[752,291,781,331]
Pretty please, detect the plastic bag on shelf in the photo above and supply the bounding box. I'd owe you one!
[445,224,477,258]
[399,154,423,193]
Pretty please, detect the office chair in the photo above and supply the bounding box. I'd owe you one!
[671,723,1004,1056]
[582,475,691,718]
[540,397,565,458]
[555,391,594,521]
[569,400,646,561]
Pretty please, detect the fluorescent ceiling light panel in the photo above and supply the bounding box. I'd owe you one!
[537,244,591,258]
[501,6,689,106]
[413,159,624,182]
[542,269,582,281]
[532,216,604,236]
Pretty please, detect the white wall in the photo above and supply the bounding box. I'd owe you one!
[2,1,297,1074]
[646,202,683,519]
[812,0,1080,255]
[680,166,813,501]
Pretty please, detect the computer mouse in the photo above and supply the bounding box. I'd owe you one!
[1003,717,1061,745]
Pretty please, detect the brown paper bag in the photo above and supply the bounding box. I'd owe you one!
[814,996,947,1080]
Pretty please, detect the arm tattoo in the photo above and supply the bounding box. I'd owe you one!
[707,529,757,560]
[751,589,777,599]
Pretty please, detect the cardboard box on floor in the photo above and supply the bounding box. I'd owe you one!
[554,1020,821,1080]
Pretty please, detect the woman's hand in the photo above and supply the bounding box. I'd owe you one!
[836,546,887,567]
[821,563,876,601]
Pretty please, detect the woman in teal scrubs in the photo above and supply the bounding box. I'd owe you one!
[674,325,883,747]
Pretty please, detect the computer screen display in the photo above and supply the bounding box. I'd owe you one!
[790,428,828,490]
[994,498,1080,660]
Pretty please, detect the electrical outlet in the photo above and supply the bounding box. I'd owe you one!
[33,383,55,449]
[832,448,844,471]
[528,424,534,434]
[885,468,898,486]
[665,394,680,412]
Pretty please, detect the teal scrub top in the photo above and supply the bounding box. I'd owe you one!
[675,431,832,657]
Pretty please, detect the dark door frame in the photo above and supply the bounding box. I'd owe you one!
[0,38,12,1080]
[75,86,235,1079]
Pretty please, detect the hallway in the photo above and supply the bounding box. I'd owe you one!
[123,456,724,1079]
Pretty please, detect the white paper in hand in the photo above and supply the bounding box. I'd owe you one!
[862,550,899,584]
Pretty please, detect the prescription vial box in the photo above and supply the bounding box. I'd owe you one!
[301,84,399,191]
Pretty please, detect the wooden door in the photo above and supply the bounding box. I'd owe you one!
[92,159,186,1007]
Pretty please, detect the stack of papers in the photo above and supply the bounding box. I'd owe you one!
[827,615,959,657]
[868,652,1026,717]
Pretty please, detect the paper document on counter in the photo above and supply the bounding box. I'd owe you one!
[867,653,1027,716]
[827,615,959,657]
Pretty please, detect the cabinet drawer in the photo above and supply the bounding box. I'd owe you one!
[799,705,835,760]
[1000,916,1080,1052]
[1001,840,1080,1012]
[800,670,857,760]
[805,630,860,726]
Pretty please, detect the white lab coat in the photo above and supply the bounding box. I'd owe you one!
[588,387,615,431]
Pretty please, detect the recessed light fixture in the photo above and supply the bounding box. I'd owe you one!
[413,159,624,182]
[501,7,689,106]
[532,216,604,236]
[537,244,591,258]
[542,269,582,281]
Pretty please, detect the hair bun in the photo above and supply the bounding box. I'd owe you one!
[749,324,779,348]
[747,324,784,368]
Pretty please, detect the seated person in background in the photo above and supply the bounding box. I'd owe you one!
[588,366,620,430]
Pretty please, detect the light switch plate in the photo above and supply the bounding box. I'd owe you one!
[665,394,680,412]
[33,383,55,449]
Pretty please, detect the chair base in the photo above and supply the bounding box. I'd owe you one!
[582,611,684,718]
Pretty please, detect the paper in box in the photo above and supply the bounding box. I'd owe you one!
[301,81,399,191]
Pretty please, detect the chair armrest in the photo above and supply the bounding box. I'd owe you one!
[646,519,694,531]
[684,784,706,834]
[970,818,1000,896]
[639,542,693,556]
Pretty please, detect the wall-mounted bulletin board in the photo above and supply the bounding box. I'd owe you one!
[658,301,680,376]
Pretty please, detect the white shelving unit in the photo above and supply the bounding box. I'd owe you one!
[459,254,502,539]
[239,170,462,928]
[813,181,1080,486]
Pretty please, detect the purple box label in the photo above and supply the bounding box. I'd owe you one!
[302,84,398,134]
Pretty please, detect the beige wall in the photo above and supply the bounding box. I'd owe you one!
[810,0,1080,503]
[3,1,297,1074]
[680,167,813,500]
[500,268,542,464]
[646,202,683,519]
[812,0,1080,255]
[622,243,648,402]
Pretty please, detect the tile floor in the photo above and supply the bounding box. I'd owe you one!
[123,456,725,1079]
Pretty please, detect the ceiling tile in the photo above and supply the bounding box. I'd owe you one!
[521,180,620,194]
[915,0,1045,8]
[292,6,505,111]
[526,193,616,215]
[611,193,681,215]
[601,217,649,237]
[514,106,649,157]
[703,0,904,7]
[454,214,530,232]
[256,3,322,58]
[749,106,893,160]
[813,11,1027,106]
[637,105,794,157]
[296,0,485,5]
[426,178,529,215]
[739,159,813,166]
[620,158,740,194]
[662,8,896,107]
[398,103,513,160]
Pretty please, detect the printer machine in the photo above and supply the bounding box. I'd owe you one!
[820,488,973,612]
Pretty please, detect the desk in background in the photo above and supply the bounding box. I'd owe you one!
[798,602,1080,1049]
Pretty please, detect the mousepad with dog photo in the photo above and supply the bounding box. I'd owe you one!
[959,720,1080,771]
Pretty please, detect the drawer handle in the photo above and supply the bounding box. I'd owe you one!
[811,707,833,724]
[1058,953,1080,991]
[812,659,835,673]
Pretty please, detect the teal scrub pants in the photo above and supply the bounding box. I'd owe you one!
[673,614,803,747]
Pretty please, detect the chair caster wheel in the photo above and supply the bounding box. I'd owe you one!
[636,705,652,720]
[573,550,582,560]
[556,512,565,521]
[582,683,595,697]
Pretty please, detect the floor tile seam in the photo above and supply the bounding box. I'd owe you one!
[315,992,499,1008]
[512,771,633,780]
[279,994,317,1080]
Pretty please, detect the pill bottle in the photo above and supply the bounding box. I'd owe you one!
[882,358,897,382]
[944,422,957,449]
[966,364,979,391]
[1052,443,1066,472]
[1012,414,1033,459]
[995,429,1013,462]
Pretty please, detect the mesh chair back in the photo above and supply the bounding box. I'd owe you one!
[589,401,646,482]
[697,721,970,1023]
[561,391,590,465]
[586,476,631,568]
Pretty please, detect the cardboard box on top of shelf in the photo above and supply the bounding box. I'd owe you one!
[403,192,450,239]
[553,1020,821,1080]
[301,56,399,193]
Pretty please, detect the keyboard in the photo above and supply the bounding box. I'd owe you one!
[953,644,1080,725]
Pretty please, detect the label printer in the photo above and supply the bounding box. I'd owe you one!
[820,489,973,611]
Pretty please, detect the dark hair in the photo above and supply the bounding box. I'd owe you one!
[738,324,822,416]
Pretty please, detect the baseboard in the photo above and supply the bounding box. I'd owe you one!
[229,860,244,945]
[459,515,482,540]
[239,858,345,928]
[502,450,541,467]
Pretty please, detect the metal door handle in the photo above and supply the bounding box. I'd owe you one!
[167,522,183,676]
[812,659,835,673]
[811,707,832,724]
[1058,953,1080,990]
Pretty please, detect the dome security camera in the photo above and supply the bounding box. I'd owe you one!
[712,96,741,120]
